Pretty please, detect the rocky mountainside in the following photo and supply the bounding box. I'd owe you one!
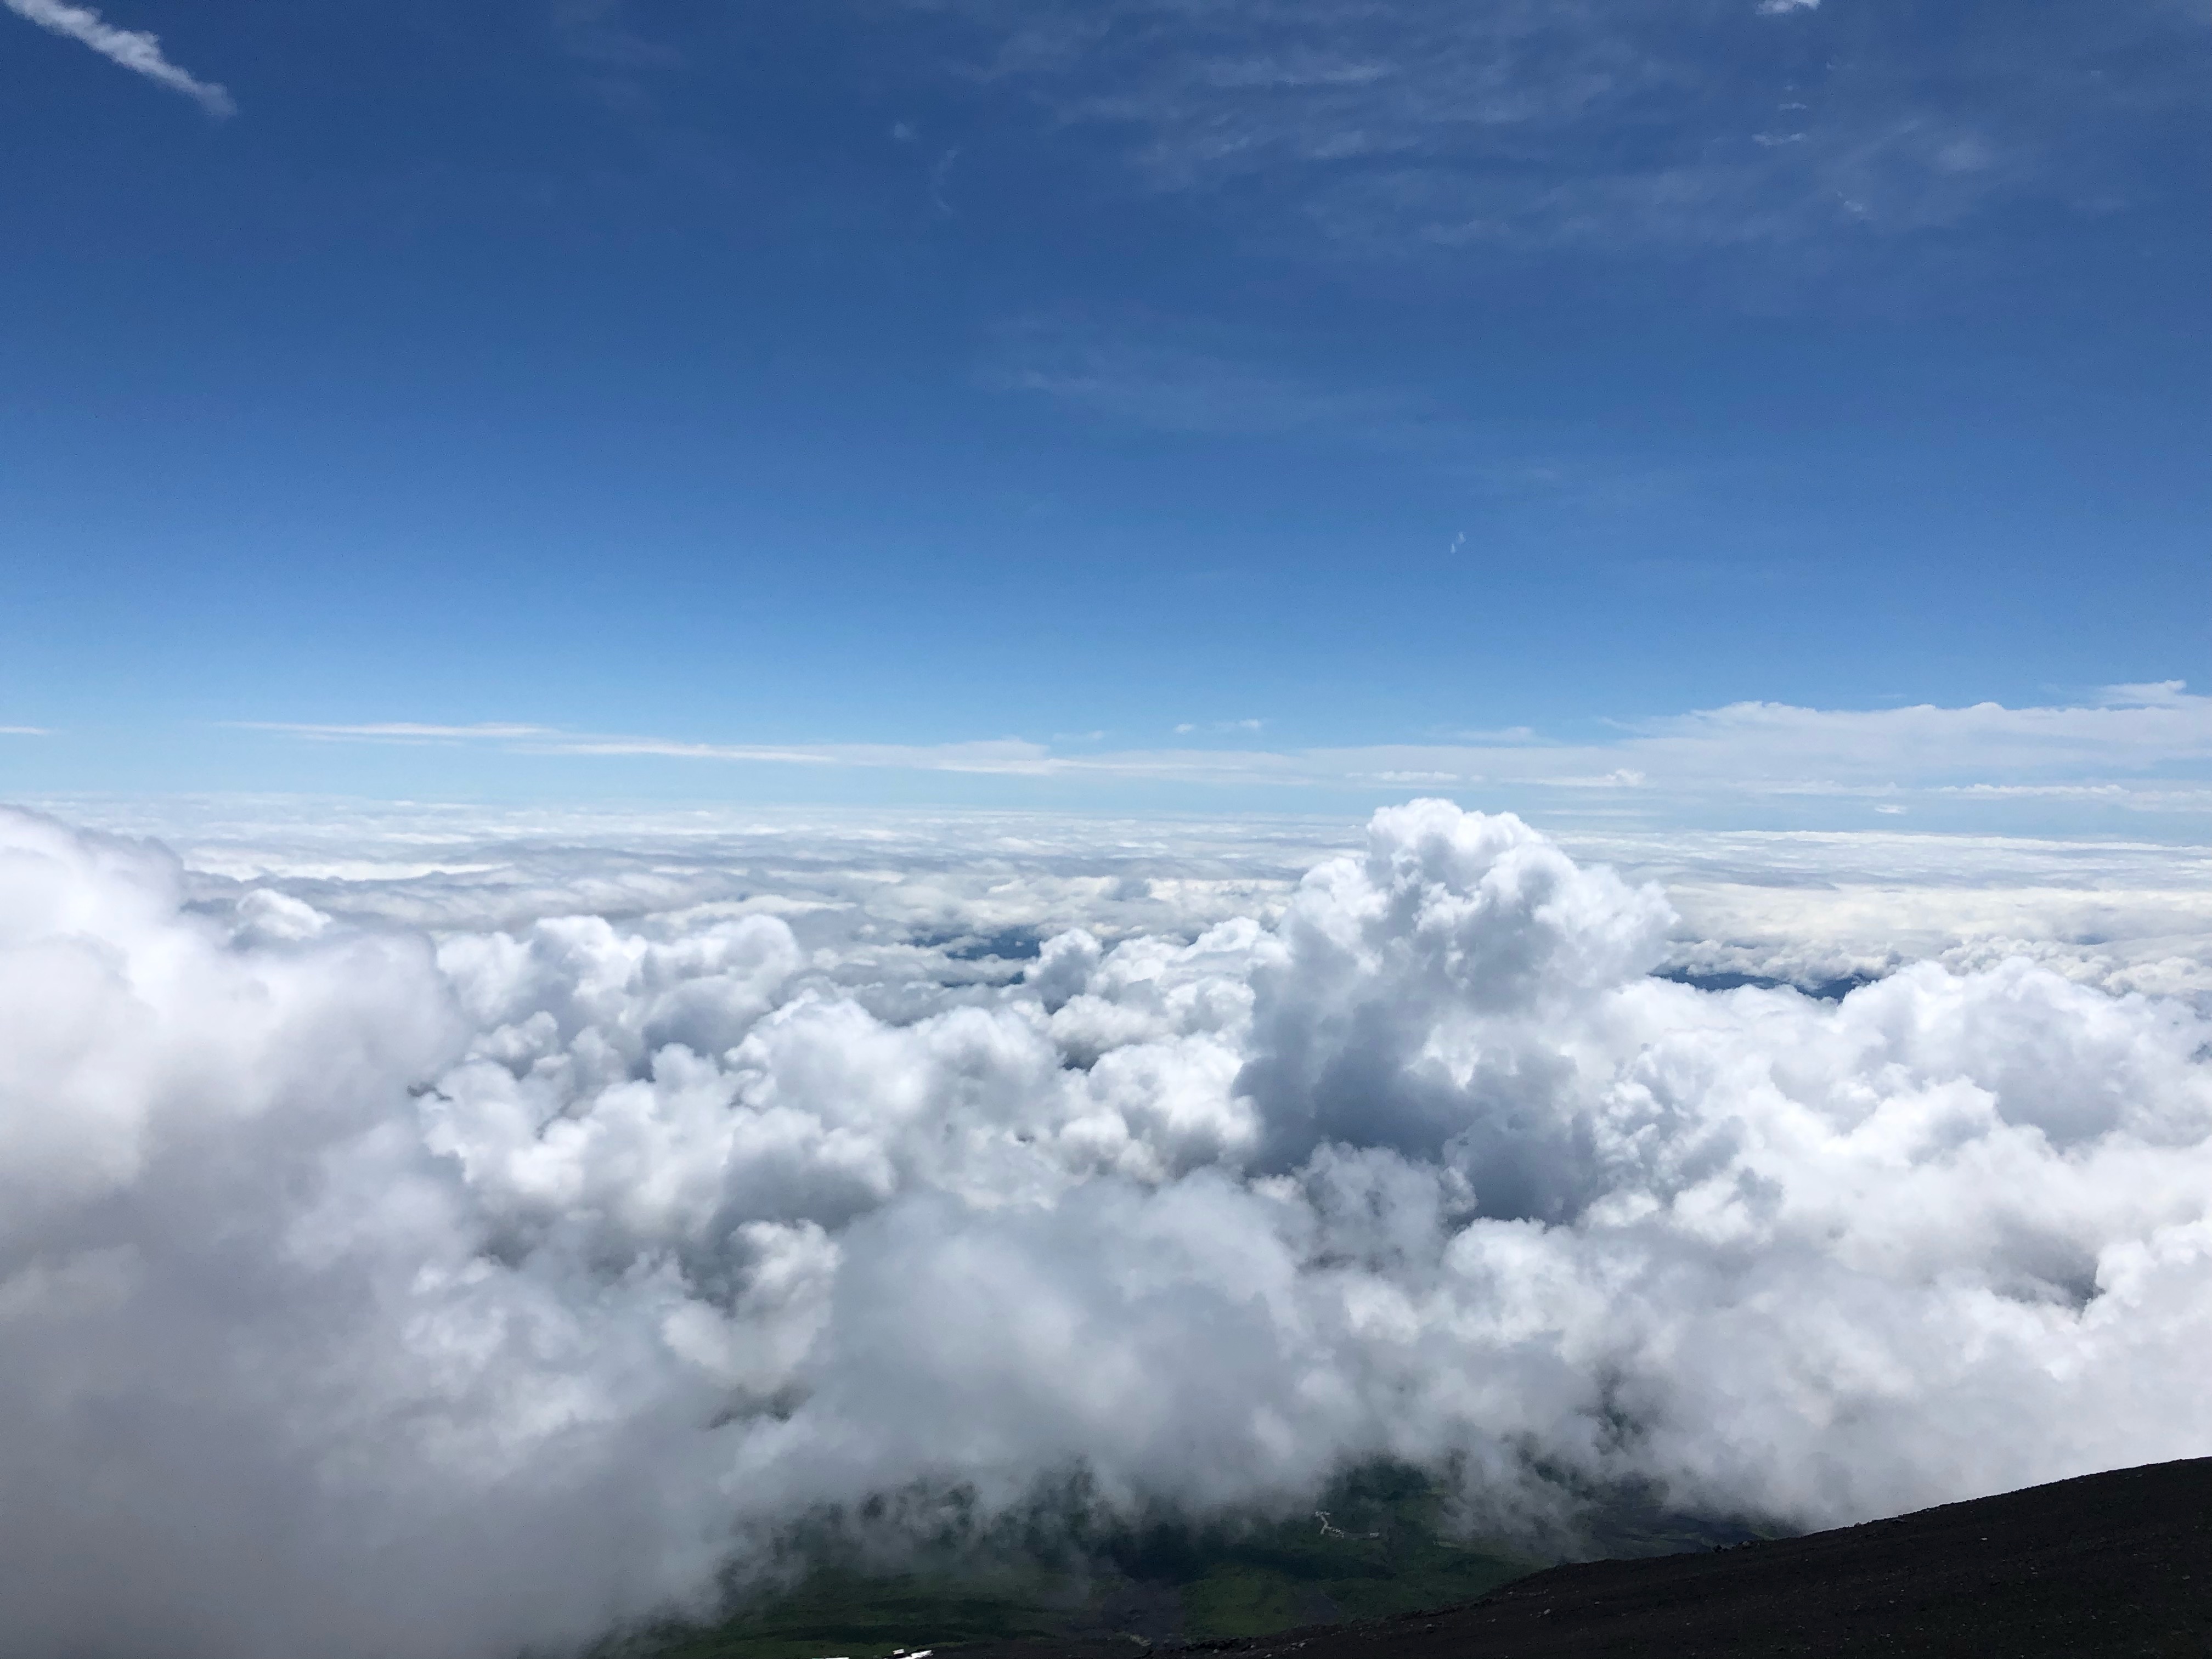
[950,1457,2210,1659]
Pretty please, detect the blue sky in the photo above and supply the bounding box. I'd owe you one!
[1,0,2206,824]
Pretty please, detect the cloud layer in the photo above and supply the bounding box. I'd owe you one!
[1,799,2208,1658]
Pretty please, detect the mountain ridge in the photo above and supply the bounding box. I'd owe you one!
[947,1455,2210,1658]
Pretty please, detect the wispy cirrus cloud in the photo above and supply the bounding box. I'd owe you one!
[909,0,2203,258]
[979,321,1424,439]
[244,721,1065,775]
[233,721,560,743]
[2,0,233,116]
[975,315,1625,489]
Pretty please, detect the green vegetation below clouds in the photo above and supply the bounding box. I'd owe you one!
[622,1464,1545,1659]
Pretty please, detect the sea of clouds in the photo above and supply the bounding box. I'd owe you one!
[2,797,2209,1659]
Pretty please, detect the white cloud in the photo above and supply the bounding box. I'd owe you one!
[0,726,49,737]
[2098,679,2195,708]
[552,733,1062,772]
[1756,0,1819,14]
[40,793,2212,1001]
[1173,718,1268,736]
[238,684,2212,821]
[1,797,2208,1656]
[2,0,233,115]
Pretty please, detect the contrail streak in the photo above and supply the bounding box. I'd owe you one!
[3,0,234,116]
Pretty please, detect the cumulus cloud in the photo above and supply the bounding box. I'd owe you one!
[46,794,2211,1001]
[1,799,2209,1658]
[2,0,233,116]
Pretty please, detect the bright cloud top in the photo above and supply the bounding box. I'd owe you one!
[1,0,232,115]
[1,800,2208,1659]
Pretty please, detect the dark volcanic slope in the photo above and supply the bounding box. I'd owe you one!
[959,1458,2211,1658]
